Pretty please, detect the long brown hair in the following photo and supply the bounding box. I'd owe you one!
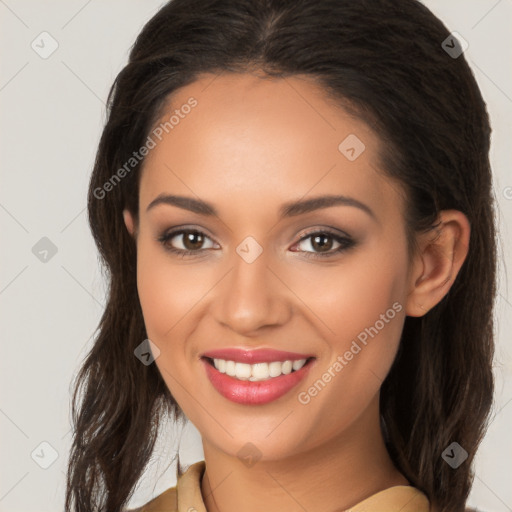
[65,1,497,510]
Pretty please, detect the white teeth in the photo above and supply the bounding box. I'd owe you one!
[211,358,307,381]
[292,359,305,371]
[215,358,226,373]
[234,362,252,379]
[282,360,293,374]
[225,360,236,376]
[252,362,270,380]
[268,361,283,377]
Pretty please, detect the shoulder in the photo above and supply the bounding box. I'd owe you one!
[124,486,177,512]
[124,460,205,512]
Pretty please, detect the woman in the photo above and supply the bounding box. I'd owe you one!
[65,1,497,511]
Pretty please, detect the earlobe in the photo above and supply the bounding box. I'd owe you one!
[405,210,470,317]
[123,209,137,238]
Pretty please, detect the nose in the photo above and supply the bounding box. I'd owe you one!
[213,244,292,336]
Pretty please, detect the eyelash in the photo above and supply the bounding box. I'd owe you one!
[157,227,356,259]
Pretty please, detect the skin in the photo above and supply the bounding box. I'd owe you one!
[123,71,470,512]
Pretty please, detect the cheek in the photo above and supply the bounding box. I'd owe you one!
[293,239,409,397]
[291,258,407,438]
[135,237,207,353]
[136,252,177,339]
[350,257,407,362]
[292,241,408,343]
[335,260,405,348]
[135,240,207,406]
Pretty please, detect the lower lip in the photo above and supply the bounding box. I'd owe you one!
[202,358,314,405]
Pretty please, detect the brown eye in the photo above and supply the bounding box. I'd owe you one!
[292,230,355,258]
[181,231,205,250]
[158,229,217,255]
[310,233,335,252]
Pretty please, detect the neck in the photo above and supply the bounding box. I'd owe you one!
[200,395,408,512]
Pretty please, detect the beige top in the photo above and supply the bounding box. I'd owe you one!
[127,460,433,512]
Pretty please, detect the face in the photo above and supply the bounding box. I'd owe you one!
[124,72,415,461]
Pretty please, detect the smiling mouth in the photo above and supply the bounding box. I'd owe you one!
[202,356,315,381]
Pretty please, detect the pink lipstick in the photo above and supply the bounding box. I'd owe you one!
[201,348,315,405]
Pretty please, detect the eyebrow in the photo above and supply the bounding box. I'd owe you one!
[146,193,377,221]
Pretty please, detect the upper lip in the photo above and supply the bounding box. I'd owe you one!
[201,348,315,364]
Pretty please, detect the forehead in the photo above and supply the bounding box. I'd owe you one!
[139,72,401,218]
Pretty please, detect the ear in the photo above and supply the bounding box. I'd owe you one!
[123,209,138,238]
[405,210,470,317]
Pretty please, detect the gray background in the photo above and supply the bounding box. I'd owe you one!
[0,1,511,510]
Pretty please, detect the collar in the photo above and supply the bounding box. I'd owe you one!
[176,460,431,512]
